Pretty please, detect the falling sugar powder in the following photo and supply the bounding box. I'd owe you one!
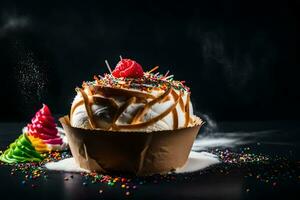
[45,151,220,174]
[13,43,48,107]
[16,52,47,101]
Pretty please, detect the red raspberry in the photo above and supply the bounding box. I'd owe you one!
[112,59,144,78]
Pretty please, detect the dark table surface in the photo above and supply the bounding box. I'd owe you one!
[0,120,299,200]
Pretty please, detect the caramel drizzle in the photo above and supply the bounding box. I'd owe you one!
[71,85,190,130]
[130,86,172,124]
[93,95,119,109]
[94,86,156,99]
[70,99,84,119]
[78,88,96,129]
[84,86,93,96]
[110,97,136,130]
[114,93,180,130]
[171,90,179,129]
[162,96,170,102]
[179,96,185,111]
[135,98,148,104]
[184,93,190,127]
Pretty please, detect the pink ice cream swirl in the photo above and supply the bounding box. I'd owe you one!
[27,104,62,145]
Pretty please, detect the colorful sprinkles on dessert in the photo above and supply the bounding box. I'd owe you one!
[89,59,190,93]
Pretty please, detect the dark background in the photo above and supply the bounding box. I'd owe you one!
[0,0,299,122]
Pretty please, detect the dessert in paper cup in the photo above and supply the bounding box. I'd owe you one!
[59,58,203,175]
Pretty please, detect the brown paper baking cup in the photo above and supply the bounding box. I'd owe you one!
[59,115,202,176]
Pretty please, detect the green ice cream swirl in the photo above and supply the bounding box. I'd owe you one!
[0,133,43,163]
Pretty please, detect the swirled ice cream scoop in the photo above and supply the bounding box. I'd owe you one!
[0,133,43,163]
[26,104,67,152]
[70,59,198,132]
